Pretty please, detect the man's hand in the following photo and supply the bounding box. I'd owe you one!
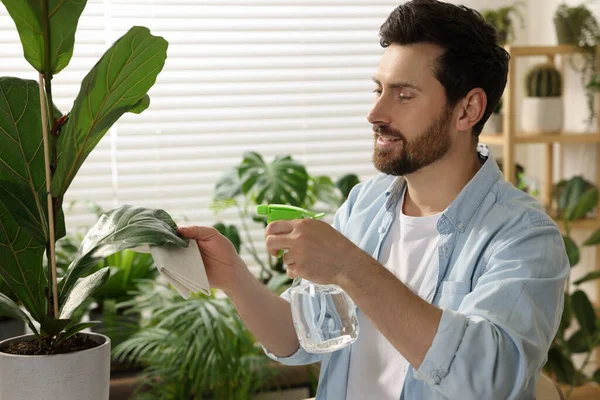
[177,226,246,294]
[179,225,301,358]
[264,219,369,285]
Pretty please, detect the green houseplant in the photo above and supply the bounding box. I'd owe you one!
[113,279,283,400]
[554,2,600,126]
[480,1,524,134]
[521,63,563,134]
[211,151,360,292]
[481,1,525,46]
[0,1,189,399]
[544,176,600,398]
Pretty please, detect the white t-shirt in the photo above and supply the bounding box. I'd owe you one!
[346,192,441,400]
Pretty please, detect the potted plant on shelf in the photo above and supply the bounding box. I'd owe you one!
[0,2,189,399]
[544,176,600,399]
[481,1,525,46]
[480,1,524,135]
[521,63,563,134]
[553,2,600,126]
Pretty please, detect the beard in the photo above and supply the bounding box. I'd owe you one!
[372,106,453,176]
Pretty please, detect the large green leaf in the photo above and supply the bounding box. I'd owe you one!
[574,271,600,285]
[306,175,341,208]
[567,187,598,220]
[0,292,38,334]
[214,223,241,254]
[336,173,360,202]
[60,267,110,319]
[544,346,580,385]
[563,235,580,267]
[558,293,572,338]
[0,77,65,244]
[0,201,47,324]
[572,290,597,335]
[58,205,187,305]
[583,228,600,246]
[0,0,87,74]
[214,167,243,201]
[40,317,71,337]
[91,249,157,303]
[238,152,308,207]
[594,368,600,385]
[558,176,593,219]
[51,26,168,197]
[566,329,592,353]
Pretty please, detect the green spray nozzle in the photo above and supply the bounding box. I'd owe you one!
[256,204,325,258]
[256,204,325,223]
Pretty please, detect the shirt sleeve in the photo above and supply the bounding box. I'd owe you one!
[414,221,569,399]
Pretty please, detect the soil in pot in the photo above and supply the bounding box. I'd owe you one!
[1,333,100,356]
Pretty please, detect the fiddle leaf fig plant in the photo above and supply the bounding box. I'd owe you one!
[0,0,184,354]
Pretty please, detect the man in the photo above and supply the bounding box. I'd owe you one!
[178,0,569,398]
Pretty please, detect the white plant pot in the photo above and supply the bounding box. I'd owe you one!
[521,97,563,134]
[0,333,110,400]
[482,113,503,134]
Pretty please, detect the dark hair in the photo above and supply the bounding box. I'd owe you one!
[379,0,510,135]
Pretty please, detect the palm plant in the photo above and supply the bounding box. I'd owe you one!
[113,280,280,399]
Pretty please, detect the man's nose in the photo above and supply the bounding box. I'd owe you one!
[367,95,392,126]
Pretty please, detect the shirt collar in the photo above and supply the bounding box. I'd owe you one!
[383,144,502,232]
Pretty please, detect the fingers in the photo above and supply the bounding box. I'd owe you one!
[177,225,219,240]
[264,220,294,238]
[265,233,289,258]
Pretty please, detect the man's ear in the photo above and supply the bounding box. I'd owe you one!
[456,88,486,131]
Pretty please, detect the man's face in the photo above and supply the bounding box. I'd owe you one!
[369,43,456,176]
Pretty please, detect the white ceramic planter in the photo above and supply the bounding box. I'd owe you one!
[0,333,110,400]
[482,113,503,134]
[521,97,563,134]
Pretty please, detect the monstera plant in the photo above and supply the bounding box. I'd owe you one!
[211,151,360,292]
[0,2,186,399]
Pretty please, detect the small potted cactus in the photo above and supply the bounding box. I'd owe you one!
[521,63,563,134]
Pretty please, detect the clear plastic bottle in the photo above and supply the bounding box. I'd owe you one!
[255,204,360,354]
[290,279,359,354]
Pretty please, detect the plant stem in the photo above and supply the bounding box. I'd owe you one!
[41,0,62,321]
[39,73,59,319]
[236,205,271,279]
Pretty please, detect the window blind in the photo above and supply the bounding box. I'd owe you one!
[1,0,401,267]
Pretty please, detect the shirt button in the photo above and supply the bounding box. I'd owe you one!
[378,226,386,233]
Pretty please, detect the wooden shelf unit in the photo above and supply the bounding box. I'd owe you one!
[479,44,600,367]
[479,44,600,231]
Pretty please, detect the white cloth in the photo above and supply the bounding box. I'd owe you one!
[132,240,210,299]
[346,192,440,400]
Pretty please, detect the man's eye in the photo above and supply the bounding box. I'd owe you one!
[398,95,412,100]
[372,89,382,96]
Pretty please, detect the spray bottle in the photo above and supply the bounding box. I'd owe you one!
[256,204,359,354]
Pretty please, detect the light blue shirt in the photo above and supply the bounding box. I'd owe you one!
[263,149,569,400]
